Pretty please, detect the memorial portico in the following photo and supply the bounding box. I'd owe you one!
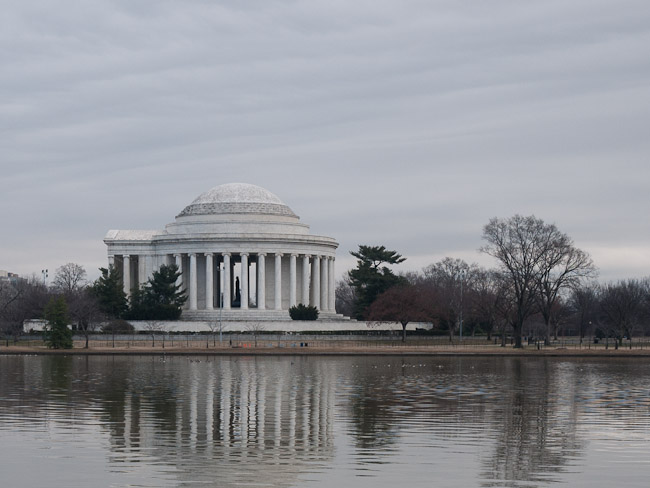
[104,183,344,321]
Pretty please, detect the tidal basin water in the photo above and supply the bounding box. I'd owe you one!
[1,355,649,487]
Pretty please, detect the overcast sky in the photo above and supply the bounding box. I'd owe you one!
[2,0,649,283]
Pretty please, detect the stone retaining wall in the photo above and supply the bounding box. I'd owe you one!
[126,320,433,333]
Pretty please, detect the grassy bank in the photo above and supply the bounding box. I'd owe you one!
[3,338,650,357]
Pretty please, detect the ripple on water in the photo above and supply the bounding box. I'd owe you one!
[1,355,650,487]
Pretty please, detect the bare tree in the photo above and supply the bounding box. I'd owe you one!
[549,298,572,341]
[597,280,646,349]
[0,281,22,319]
[421,257,479,343]
[487,276,521,347]
[53,263,87,294]
[68,287,103,348]
[536,243,596,345]
[481,215,582,348]
[245,321,265,347]
[1,278,50,344]
[143,320,166,348]
[0,281,24,342]
[643,279,650,339]
[53,263,102,348]
[469,268,508,341]
[400,270,423,285]
[568,283,598,345]
[335,277,356,317]
[206,317,227,347]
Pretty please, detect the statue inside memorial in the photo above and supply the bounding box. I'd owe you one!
[233,276,241,307]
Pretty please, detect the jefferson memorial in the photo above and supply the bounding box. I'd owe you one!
[104,183,344,322]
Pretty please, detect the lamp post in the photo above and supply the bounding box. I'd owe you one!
[219,264,224,346]
[219,291,224,345]
[459,269,467,343]
[41,269,48,286]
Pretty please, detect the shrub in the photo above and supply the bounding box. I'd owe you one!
[289,304,319,321]
[102,319,135,333]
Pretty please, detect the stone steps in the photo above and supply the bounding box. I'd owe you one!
[180,309,351,322]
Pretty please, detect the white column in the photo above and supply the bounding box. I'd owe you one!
[223,253,231,309]
[145,255,154,279]
[174,254,183,290]
[189,253,197,310]
[274,253,282,310]
[257,253,266,310]
[205,253,214,310]
[329,257,336,311]
[138,255,146,286]
[241,253,249,310]
[108,255,115,268]
[206,376,214,447]
[320,256,328,312]
[312,256,320,310]
[289,254,297,307]
[302,255,310,305]
[123,255,131,298]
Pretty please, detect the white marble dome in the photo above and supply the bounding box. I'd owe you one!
[193,183,284,205]
[178,183,297,218]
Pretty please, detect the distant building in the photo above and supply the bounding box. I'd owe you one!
[23,320,48,333]
[0,270,24,286]
[23,320,72,333]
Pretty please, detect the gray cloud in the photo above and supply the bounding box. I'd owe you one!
[2,0,649,282]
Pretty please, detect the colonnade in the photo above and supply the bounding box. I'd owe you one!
[110,252,336,313]
[119,360,335,461]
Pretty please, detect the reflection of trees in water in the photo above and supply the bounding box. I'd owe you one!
[45,355,74,392]
[345,357,649,485]
[342,357,622,485]
[346,358,496,452]
[349,385,399,450]
[480,359,584,486]
[572,360,650,418]
[0,355,78,427]
[3,356,650,486]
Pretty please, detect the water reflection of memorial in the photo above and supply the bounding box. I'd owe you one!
[109,357,337,486]
[3,356,650,487]
[0,355,337,487]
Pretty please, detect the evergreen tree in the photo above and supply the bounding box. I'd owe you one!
[348,245,406,320]
[125,286,147,320]
[43,296,73,349]
[128,264,186,320]
[92,266,128,319]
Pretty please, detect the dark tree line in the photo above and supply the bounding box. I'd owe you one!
[0,263,100,348]
[0,263,186,348]
[0,276,50,344]
[339,216,650,347]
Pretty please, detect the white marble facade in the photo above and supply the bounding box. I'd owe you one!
[104,183,341,321]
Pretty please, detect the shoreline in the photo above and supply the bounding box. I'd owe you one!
[3,345,650,358]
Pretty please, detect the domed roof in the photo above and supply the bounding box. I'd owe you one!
[193,183,284,205]
[177,183,297,218]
